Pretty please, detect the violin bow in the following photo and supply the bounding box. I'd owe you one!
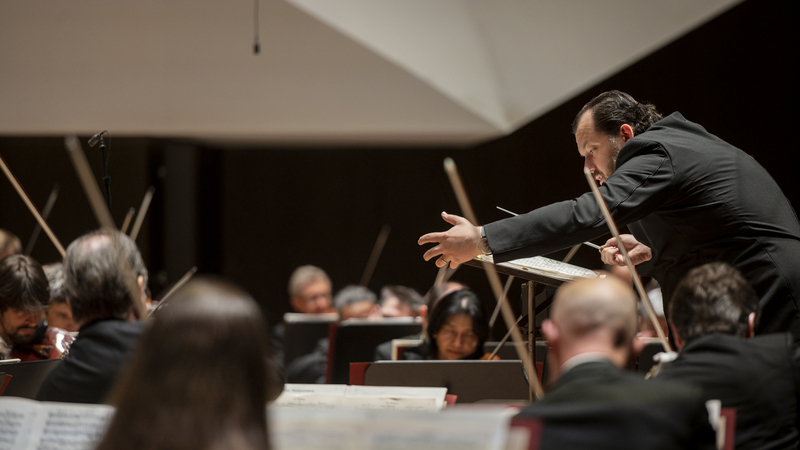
[150,267,198,317]
[130,186,155,241]
[24,184,60,256]
[360,224,391,287]
[582,167,672,351]
[120,207,136,235]
[443,157,544,399]
[0,153,66,257]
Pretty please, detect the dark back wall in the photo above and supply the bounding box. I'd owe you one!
[1,0,796,338]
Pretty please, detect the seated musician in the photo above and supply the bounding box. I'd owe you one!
[0,255,72,361]
[655,262,800,449]
[395,289,495,361]
[0,228,21,261]
[43,263,78,333]
[515,276,715,449]
[37,229,149,404]
[95,278,274,450]
[286,285,378,383]
[272,265,335,370]
[373,281,465,361]
[378,285,423,318]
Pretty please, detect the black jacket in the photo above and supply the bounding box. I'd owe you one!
[485,113,800,333]
[516,359,716,450]
[36,319,145,404]
[657,333,800,449]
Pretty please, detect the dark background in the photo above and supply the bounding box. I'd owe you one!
[0,0,796,338]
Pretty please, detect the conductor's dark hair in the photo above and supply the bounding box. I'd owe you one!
[670,263,760,344]
[0,255,49,313]
[63,229,148,324]
[425,289,489,360]
[572,90,663,137]
[96,278,273,450]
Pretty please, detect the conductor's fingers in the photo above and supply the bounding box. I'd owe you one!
[418,232,445,246]
[422,245,444,262]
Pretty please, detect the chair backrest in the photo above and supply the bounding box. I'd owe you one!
[327,319,421,384]
[0,359,62,398]
[364,360,530,403]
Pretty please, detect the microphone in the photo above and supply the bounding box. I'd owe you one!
[88,131,107,147]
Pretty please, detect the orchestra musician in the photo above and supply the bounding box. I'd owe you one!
[0,229,22,261]
[43,263,78,333]
[419,90,800,337]
[37,229,148,403]
[392,289,498,361]
[0,255,72,361]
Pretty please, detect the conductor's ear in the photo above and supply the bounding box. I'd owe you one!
[619,124,635,142]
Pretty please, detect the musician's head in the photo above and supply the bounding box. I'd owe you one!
[43,262,77,332]
[287,265,333,314]
[63,228,148,327]
[670,263,759,350]
[426,289,488,360]
[572,90,662,186]
[542,277,638,375]
[0,228,22,261]
[333,285,380,321]
[97,278,273,450]
[0,255,49,345]
[379,285,423,318]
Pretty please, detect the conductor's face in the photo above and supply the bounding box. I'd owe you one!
[575,111,622,186]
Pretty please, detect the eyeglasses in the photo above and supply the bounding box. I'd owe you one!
[437,326,478,345]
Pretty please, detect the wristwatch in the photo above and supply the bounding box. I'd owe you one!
[478,226,492,255]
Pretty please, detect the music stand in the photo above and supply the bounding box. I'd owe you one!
[0,359,62,399]
[466,255,596,384]
[327,319,422,384]
[282,313,338,367]
[364,360,530,403]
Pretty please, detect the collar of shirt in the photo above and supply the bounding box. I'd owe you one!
[559,352,614,375]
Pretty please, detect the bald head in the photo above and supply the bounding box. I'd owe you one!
[551,277,638,349]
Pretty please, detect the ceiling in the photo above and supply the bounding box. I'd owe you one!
[0,0,742,146]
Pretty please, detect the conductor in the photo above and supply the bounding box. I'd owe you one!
[419,90,800,336]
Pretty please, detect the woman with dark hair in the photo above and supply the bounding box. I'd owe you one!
[95,278,273,450]
[414,289,493,360]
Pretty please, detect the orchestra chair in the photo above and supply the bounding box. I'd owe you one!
[325,318,421,384]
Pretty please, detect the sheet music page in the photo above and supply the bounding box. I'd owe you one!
[344,385,447,411]
[478,255,597,281]
[273,384,348,409]
[0,398,113,450]
[270,406,515,450]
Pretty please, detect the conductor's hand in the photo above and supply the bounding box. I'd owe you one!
[419,212,481,269]
[600,234,652,266]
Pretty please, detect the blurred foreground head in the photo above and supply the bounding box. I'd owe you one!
[97,277,274,450]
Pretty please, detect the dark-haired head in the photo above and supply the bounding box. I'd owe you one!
[670,263,760,348]
[425,289,488,360]
[572,90,662,137]
[0,255,49,346]
[97,277,273,450]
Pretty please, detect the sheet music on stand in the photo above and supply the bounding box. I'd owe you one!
[473,254,597,285]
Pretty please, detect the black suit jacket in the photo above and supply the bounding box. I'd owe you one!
[36,319,145,404]
[657,333,800,450]
[516,360,716,450]
[484,113,800,334]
